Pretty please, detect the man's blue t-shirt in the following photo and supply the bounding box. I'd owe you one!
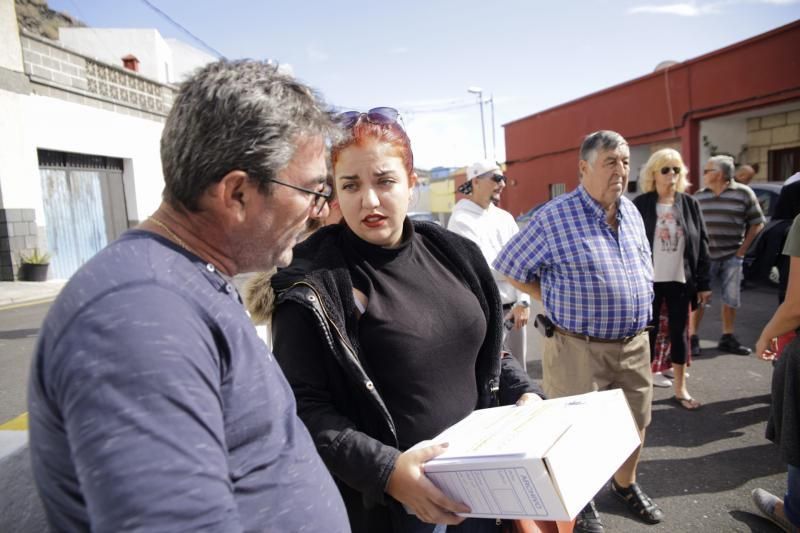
[27,230,350,532]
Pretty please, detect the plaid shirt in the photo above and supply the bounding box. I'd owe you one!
[494,185,653,339]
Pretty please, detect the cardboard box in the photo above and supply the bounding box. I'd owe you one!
[420,389,640,521]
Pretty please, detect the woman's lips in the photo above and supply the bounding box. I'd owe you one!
[362,214,387,228]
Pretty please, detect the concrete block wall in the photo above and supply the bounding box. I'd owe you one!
[19,31,172,122]
[0,209,41,281]
[747,110,800,181]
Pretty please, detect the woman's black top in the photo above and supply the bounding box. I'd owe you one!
[341,222,486,449]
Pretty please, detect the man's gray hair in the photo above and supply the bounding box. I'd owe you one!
[579,130,628,164]
[708,155,735,181]
[161,59,339,210]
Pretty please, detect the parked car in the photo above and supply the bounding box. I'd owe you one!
[408,211,440,225]
[745,181,785,285]
[749,181,784,222]
[515,202,548,229]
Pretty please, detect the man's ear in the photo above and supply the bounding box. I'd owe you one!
[578,160,588,180]
[205,170,251,221]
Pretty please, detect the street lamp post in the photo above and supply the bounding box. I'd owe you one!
[468,86,487,159]
[489,93,496,161]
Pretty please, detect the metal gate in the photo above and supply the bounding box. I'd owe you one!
[38,150,127,279]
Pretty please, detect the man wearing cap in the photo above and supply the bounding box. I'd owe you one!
[448,160,531,369]
[494,131,663,532]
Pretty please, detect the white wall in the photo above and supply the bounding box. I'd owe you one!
[699,117,748,168]
[59,28,171,83]
[627,144,651,196]
[0,0,23,71]
[0,90,42,214]
[165,38,215,82]
[26,95,166,223]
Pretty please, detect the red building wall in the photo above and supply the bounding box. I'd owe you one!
[500,20,800,215]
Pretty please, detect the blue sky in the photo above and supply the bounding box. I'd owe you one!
[49,0,800,169]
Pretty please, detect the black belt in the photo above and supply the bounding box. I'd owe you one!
[553,326,649,344]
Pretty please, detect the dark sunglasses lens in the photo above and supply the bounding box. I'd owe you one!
[366,107,399,124]
[491,174,506,183]
[337,111,361,128]
[661,167,680,175]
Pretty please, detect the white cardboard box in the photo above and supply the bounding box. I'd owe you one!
[419,389,640,521]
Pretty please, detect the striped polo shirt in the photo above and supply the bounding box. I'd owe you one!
[695,180,765,260]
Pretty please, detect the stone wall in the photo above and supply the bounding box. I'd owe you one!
[0,208,40,280]
[747,110,800,181]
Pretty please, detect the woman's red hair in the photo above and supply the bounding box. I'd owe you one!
[331,118,414,177]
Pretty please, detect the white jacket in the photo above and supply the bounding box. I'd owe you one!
[447,199,529,307]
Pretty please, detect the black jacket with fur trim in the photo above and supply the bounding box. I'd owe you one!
[269,220,541,532]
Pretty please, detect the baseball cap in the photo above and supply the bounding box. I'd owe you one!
[467,160,503,180]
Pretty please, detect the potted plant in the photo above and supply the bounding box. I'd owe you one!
[19,248,51,282]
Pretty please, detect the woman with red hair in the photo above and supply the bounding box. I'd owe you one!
[269,108,545,532]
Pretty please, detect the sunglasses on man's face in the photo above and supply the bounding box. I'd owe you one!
[484,174,506,183]
[660,166,681,175]
[336,107,401,129]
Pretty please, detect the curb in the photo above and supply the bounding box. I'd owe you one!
[0,297,59,312]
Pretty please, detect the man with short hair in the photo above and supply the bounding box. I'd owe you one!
[27,60,350,532]
[447,160,531,369]
[494,131,663,532]
[735,164,756,185]
[691,155,765,356]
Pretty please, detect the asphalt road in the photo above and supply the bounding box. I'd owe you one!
[0,283,791,532]
[0,302,48,423]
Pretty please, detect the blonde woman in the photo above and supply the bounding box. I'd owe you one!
[634,149,711,410]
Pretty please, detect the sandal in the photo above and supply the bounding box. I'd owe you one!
[672,395,701,410]
[610,480,664,524]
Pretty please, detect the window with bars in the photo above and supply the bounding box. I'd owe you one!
[549,183,566,199]
[37,149,124,171]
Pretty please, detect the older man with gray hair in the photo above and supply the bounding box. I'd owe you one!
[27,60,350,532]
[691,155,765,356]
[494,131,662,532]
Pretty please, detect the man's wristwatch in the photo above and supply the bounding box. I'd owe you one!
[515,301,530,309]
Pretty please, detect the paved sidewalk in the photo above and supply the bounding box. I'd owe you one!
[0,280,67,309]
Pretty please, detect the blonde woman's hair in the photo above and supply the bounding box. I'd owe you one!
[640,148,690,193]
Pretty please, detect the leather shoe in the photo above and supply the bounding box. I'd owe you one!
[574,500,604,533]
[610,480,664,524]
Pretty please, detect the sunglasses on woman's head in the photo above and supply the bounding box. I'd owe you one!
[660,166,681,175]
[336,107,401,129]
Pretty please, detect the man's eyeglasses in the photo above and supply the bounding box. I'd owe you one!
[660,167,681,175]
[484,173,506,183]
[264,177,332,214]
[336,107,402,129]
[703,168,718,174]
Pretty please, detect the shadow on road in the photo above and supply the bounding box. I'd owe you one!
[648,394,772,448]
[0,328,39,340]
[637,443,785,498]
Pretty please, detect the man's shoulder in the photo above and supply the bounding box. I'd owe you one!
[537,189,580,216]
[450,199,482,220]
[488,204,516,225]
[49,232,208,332]
[726,180,758,199]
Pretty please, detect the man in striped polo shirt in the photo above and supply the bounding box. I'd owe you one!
[692,155,765,355]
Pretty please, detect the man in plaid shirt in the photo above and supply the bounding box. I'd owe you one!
[494,131,662,533]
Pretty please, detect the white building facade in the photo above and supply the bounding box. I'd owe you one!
[0,0,214,280]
